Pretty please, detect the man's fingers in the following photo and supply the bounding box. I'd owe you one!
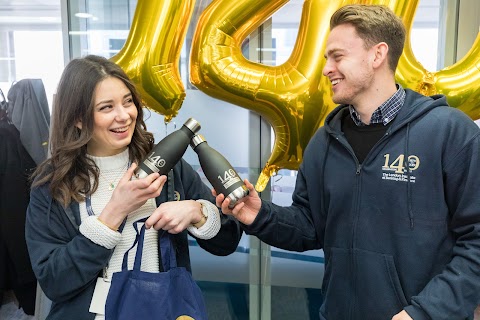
[215,193,225,207]
[222,197,233,213]
[244,179,256,195]
[231,201,245,215]
[211,188,218,197]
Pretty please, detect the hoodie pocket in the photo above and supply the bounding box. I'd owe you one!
[320,248,408,320]
[355,249,408,319]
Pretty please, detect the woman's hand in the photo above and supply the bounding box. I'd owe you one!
[145,200,202,233]
[214,179,261,225]
[99,163,166,229]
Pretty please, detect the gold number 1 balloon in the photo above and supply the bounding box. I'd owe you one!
[191,0,480,191]
[111,0,195,123]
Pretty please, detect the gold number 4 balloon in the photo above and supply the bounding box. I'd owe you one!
[191,0,336,192]
[112,0,480,191]
[191,0,480,191]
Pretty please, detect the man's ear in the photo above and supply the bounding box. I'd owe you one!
[75,121,82,130]
[372,42,389,68]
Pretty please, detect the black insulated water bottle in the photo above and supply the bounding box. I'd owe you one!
[135,118,201,178]
[190,134,249,208]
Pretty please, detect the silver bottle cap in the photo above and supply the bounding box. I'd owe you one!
[227,185,250,208]
[184,118,201,134]
[190,134,206,149]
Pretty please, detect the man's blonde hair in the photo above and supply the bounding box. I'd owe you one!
[330,4,406,72]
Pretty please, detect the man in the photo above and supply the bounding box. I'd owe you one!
[215,4,480,320]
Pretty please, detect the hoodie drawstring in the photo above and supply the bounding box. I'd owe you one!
[320,133,331,216]
[404,123,414,229]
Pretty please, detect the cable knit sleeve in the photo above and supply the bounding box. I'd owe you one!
[79,215,121,249]
[187,199,221,240]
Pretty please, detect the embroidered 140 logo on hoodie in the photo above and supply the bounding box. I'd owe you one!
[382,153,420,183]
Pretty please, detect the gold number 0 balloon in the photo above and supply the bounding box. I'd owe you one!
[111,0,195,123]
[395,1,480,120]
[191,0,480,191]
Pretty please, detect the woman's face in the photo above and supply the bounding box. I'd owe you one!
[86,76,138,156]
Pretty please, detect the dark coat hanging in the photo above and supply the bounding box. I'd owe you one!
[0,79,50,315]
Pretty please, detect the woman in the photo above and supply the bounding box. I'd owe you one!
[25,55,242,319]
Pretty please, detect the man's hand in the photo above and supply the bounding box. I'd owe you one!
[392,310,413,320]
[214,179,261,225]
[474,305,480,320]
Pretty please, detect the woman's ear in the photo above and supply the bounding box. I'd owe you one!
[75,121,82,130]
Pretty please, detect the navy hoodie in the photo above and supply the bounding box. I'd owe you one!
[243,89,480,320]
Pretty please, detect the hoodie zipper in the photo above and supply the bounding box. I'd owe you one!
[333,134,362,249]
[333,133,362,320]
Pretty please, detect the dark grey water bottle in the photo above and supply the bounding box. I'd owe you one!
[190,134,249,208]
[135,118,201,178]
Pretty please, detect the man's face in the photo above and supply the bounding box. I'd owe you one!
[322,24,376,107]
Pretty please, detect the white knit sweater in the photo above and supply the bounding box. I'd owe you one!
[78,149,220,319]
[79,150,158,320]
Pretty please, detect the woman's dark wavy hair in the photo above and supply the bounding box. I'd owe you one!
[32,55,154,207]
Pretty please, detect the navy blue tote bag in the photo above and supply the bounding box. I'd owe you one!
[105,217,208,320]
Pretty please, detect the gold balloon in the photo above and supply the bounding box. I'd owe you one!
[191,0,480,191]
[394,1,480,120]
[111,0,195,123]
[190,0,340,191]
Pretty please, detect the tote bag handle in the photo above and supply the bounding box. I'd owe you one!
[121,218,178,272]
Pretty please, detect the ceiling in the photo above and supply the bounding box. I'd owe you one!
[0,0,61,29]
[0,0,305,33]
[0,0,59,11]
